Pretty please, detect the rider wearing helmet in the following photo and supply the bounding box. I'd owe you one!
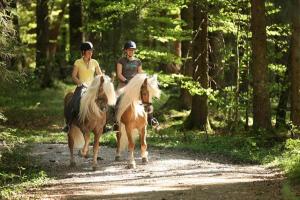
[115,41,159,129]
[63,41,102,132]
[72,41,102,86]
[116,40,142,89]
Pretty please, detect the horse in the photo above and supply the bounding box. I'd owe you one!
[64,75,116,170]
[115,73,161,169]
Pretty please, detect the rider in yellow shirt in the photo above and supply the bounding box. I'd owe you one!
[63,41,102,132]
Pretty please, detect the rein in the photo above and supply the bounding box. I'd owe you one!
[139,83,152,112]
[95,87,108,112]
[95,96,108,112]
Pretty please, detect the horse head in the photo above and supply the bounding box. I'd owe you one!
[96,75,116,112]
[79,75,116,123]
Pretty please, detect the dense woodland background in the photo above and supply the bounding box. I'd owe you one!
[1,0,300,130]
[0,0,300,198]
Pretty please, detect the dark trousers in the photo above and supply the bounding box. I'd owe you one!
[65,85,86,126]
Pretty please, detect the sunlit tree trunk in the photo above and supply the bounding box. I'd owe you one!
[290,0,300,126]
[250,0,271,129]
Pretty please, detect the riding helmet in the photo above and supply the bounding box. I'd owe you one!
[80,41,94,51]
[123,40,137,50]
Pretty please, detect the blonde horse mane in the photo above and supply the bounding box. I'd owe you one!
[79,75,116,123]
[116,73,161,123]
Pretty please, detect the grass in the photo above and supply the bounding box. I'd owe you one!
[148,126,284,164]
[0,82,69,199]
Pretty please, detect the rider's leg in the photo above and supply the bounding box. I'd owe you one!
[63,85,85,132]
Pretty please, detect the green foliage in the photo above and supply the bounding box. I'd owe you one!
[281,181,300,200]
[0,144,48,200]
[278,139,300,183]
[149,128,284,164]
[0,78,69,129]
[0,2,18,82]
[158,73,217,100]
[85,0,185,70]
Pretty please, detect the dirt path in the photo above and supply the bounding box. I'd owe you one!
[25,143,284,200]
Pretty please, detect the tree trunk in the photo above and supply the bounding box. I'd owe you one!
[69,0,83,63]
[7,0,26,71]
[290,0,300,126]
[180,2,193,109]
[186,1,209,130]
[250,0,271,129]
[36,0,51,88]
[208,31,225,89]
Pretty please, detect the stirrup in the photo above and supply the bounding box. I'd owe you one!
[150,118,159,128]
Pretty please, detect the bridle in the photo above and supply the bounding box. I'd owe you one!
[95,84,108,112]
[140,81,153,115]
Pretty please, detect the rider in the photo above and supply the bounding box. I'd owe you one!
[62,41,102,132]
[115,40,159,128]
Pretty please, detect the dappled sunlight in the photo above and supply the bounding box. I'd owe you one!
[26,144,283,199]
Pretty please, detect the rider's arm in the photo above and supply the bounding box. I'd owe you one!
[95,63,102,75]
[72,64,82,86]
[116,63,127,82]
[137,64,143,73]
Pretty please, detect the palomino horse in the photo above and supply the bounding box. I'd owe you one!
[115,73,160,168]
[64,75,116,170]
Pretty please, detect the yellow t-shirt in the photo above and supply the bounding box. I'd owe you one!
[74,58,100,85]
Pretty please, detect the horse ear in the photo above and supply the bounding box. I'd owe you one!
[100,75,105,85]
[143,78,147,86]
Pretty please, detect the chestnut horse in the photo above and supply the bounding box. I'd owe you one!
[115,74,160,168]
[64,75,116,170]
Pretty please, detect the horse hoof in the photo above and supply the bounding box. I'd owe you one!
[127,162,136,169]
[78,150,89,158]
[115,156,121,161]
[92,165,98,171]
[142,157,148,164]
[97,156,104,161]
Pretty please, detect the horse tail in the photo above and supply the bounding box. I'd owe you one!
[119,123,139,152]
[69,125,84,149]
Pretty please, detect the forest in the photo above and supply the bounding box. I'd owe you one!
[0,0,300,199]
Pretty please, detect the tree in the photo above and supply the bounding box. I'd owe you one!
[36,0,51,88]
[250,0,271,129]
[180,1,193,109]
[69,0,83,62]
[290,0,300,126]
[186,1,209,130]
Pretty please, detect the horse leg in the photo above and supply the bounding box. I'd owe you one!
[126,126,136,169]
[140,126,148,164]
[92,131,101,171]
[79,132,90,158]
[68,126,76,167]
[115,130,121,161]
